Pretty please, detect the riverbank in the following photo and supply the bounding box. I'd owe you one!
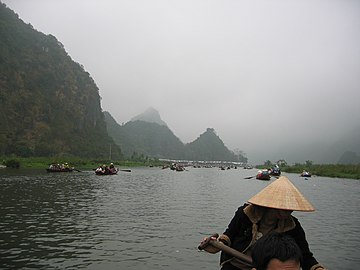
[1,156,167,170]
[2,157,359,179]
[280,164,360,180]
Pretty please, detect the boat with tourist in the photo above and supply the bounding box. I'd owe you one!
[256,169,271,180]
[95,163,118,175]
[270,165,281,176]
[46,163,74,172]
[300,170,311,177]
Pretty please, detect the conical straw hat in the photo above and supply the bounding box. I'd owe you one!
[247,176,315,212]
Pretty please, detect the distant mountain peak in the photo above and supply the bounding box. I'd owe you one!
[131,107,167,126]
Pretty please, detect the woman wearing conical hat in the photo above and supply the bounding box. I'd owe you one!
[200,176,326,270]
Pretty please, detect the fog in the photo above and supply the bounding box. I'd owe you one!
[3,0,360,164]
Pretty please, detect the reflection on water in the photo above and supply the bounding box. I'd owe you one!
[0,168,359,269]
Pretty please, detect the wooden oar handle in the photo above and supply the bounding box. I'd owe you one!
[198,234,253,266]
[198,233,219,250]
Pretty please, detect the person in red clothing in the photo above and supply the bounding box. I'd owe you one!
[200,176,326,270]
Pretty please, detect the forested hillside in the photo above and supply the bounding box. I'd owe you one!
[184,128,238,161]
[105,112,186,159]
[105,111,246,162]
[0,3,122,158]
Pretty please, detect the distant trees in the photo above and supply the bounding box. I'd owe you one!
[264,160,272,166]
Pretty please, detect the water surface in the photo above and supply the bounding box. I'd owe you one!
[0,167,359,269]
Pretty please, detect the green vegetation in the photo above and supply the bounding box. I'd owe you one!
[0,3,122,159]
[184,128,243,162]
[105,112,187,160]
[282,163,360,179]
[1,156,167,170]
[258,160,360,179]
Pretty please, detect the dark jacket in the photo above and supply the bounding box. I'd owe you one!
[220,204,320,270]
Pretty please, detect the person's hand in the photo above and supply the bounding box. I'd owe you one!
[199,236,220,254]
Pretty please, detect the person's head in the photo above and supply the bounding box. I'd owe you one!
[251,232,302,270]
[265,208,293,220]
[247,176,315,212]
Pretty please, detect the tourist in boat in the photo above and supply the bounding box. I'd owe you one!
[96,164,108,174]
[251,232,302,270]
[199,176,326,270]
[109,163,117,174]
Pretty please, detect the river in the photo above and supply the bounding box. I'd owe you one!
[0,167,359,269]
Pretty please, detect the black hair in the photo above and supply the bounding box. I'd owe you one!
[251,232,303,270]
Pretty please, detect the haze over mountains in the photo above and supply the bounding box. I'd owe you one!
[1,2,359,165]
[105,109,245,162]
[108,107,360,164]
[130,107,167,127]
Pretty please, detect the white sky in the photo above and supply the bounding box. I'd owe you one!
[3,0,360,163]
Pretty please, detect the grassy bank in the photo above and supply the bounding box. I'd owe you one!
[1,156,168,170]
[3,156,359,179]
[281,164,360,180]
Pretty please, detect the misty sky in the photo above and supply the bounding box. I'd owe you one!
[3,0,360,163]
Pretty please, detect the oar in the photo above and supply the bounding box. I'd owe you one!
[244,175,256,179]
[119,169,131,172]
[74,168,82,172]
[198,234,252,266]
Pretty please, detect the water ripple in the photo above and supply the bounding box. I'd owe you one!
[0,168,359,269]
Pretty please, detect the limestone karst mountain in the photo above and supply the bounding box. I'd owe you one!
[0,3,122,158]
[105,110,243,162]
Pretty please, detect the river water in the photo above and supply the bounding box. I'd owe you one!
[0,167,359,269]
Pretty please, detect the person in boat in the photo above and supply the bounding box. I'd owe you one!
[200,176,326,270]
[95,164,107,174]
[101,164,110,174]
[95,165,103,174]
[251,232,302,270]
[109,163,116,173]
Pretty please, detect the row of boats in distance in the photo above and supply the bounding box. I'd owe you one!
[161,161,313,179]
[46,161,312,178]
[255,167,311,180]
[46,163,131,175]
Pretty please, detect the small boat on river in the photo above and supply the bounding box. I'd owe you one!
[95,163,119,175]
[95,167,118,175]
[270,165,281,177]
[256,169,271,180]
[46,163,74,172]
[300,171,311,178]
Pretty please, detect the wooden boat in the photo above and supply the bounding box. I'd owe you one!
[175,166,185,171]
[46,167,74,172]
[256,169,271,180]
[46,164,74,172]
[95,166,118,175]
[300,171,311,177]
[270,166,281,176]
[170,163,185,171]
